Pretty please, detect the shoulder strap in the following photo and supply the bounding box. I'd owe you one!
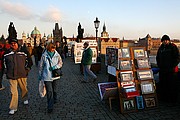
[47,57,52,68]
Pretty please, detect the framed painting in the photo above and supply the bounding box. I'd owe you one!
[119,71,134,82]
[136,96,144,109]
[74,56,82,64]
[121,81,135,88]
[75,49,83,57]
[140,81,155,94]
[121,48,130,58]
[137,69,153,80]
[120,98,136,113]
[133,48,145,58]
[143,94,158,109]
[118,48,122,59]
[119,60,132,70]
[135,58,151,69]
[91,48,97,58]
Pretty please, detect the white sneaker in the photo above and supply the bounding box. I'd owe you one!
[9,109,17,115]
[24,100,28,105]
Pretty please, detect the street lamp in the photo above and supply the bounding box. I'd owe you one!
[94,17,100,41]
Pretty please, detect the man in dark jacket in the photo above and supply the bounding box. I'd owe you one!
[156,35,180,103]
[81,42,97,83]
[3,39,33,115]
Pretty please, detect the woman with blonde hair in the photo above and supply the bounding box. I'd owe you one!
[38,42,63,113]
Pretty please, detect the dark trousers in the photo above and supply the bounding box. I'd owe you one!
[157,71,178,103]
[44,80,58,110]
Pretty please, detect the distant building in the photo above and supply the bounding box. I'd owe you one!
[53,23,63,45]
[31,27,41,46]
[136,34,161,55]
[101,23,109,38]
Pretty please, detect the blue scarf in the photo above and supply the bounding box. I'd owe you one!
[47,51,55,58]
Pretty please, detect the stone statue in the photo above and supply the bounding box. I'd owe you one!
[8,22,17,40]
[76,22,84,42]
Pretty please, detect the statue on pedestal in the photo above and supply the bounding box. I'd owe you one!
[7,22,17,41]
[76,22,84,42]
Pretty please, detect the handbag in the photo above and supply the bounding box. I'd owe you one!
[39,81,46,97]
[47,57,63,77]
[52,68,63,77]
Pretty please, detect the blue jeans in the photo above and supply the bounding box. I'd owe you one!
[83,65,97,81]
[44,80,58,110]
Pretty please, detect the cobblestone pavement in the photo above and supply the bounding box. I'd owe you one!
[0,57,180,120]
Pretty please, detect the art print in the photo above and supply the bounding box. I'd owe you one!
[133,48,145,58]
[141,81,155,94]
[136,58,150,69]
[143,94,158,108]
[74,56,82,64]
[121,48,130,58]
[119,71,133,82]
[121,98,136,113]
[136,96,144,109]
[137,70,153,80]
[119,60,132,70]
[118,49,122,59]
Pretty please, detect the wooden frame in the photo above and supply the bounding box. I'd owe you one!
[120,98,136,113]
[133,48,145,58]
[140,81,155,94]
[137,69,153,80]
[119,60,132,70]
[143,94,158,109]
[136,96,144,109]
[134,58,151,69]
[119,71,134,82]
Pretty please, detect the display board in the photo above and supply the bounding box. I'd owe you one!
[115,47,158,113]
[74,40,98,64]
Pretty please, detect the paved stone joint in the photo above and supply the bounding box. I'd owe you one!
[0,57,180,120]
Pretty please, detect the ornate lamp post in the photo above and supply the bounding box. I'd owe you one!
[94,17,100,57]
[94,17,100,41]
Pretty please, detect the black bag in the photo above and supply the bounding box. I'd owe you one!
[52,68,63,77]
[47,57,63,77]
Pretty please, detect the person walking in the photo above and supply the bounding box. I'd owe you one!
[38,43,63,113]
[156,34,180,103]
[81,42,97,83]
[3,39,33,115]
[0,44,5,90]
[55,41,64,61]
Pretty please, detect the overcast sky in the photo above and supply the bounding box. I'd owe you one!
[0,0,180,40]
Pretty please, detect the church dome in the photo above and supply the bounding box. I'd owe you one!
[31,27,41,35]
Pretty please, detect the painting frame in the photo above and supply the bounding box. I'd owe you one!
[119,71,134,82]
[135,58,151,69]
[140,81,155,94]
[119,60,132,70]
[136,96,144,109]
[133,48,145,58]
[137,69,153,80]
[143,94,158,109]
[120,98,137,113]
[121,47,130,58]
[74,56,82,64]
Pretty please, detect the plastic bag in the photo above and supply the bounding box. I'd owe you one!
[39,81,46,97]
